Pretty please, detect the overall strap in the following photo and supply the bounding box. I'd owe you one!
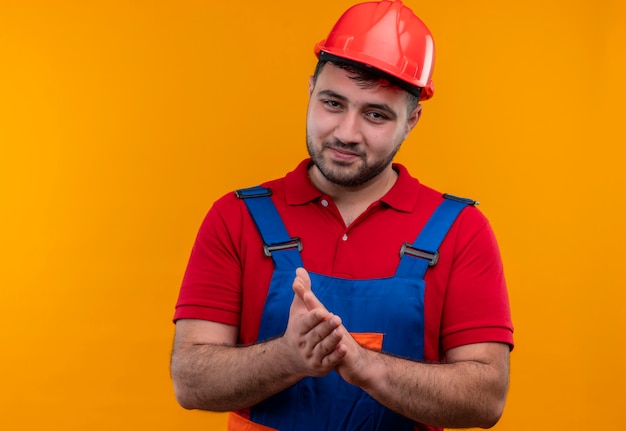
[235,186,304,270]
[395,194,477,279]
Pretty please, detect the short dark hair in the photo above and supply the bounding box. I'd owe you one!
[312,52,421,115]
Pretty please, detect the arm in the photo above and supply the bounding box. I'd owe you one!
[293,267,510,429]
[170,288,346,412]
[338,338,509,428]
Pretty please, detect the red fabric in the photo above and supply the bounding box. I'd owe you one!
[174,159,514,361]
[228,412,277,431]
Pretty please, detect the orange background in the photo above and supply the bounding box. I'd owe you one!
[1,1,624,429]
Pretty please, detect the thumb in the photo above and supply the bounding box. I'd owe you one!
[293,267,327,312]
[295,267,311,291]
[292,267,311,299]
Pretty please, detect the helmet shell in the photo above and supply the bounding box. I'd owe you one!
[315,0,435,100]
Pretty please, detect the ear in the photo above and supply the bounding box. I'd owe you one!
[406,104,422,134]
[308,76,315,95]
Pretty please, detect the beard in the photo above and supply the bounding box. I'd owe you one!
[306,136,401,187]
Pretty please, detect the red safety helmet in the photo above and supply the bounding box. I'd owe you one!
[314,0,435,100]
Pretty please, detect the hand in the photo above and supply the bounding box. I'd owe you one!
[280,268,346,378]
[292,267,372,388]
[331,323,372,388]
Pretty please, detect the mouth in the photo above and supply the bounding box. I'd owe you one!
[326,144,362,161]
[326,144,362,158]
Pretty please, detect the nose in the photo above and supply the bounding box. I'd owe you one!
[333,111,363,145]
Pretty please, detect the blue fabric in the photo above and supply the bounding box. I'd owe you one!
[396,198,470,280]
[239,186,304,270]
[236,187,469,431]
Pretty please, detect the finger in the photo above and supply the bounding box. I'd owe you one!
[313,326,341,356]
[292,275,307,299]
[309,314,343,355]
[321,342,348,367]
[295,267,311,290]
[289,282,310,315]
[302,290,328,313]
[298,308,338,336]
[315,328,348,368]
[293,268,328,312]
[292,268,311,301]
[292,279,321,314]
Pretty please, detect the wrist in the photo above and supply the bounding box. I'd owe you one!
[272,334,308,381]
[356,348,386,391]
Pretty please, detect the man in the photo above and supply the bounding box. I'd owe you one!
[170,1,514,430]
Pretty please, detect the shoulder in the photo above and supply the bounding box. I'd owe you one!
[416,181,490,230]
[211,159,311,214]
[408,182,495,261]
[210,173,290,217]
[411,178,490,233]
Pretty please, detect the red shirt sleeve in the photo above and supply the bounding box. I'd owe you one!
[173,195,244,326]
[438,208,514,353]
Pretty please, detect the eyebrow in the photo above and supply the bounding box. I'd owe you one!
[317,89,399,120]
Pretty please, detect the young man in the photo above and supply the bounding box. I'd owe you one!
[171,1,514,430]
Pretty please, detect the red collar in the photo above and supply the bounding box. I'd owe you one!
[284,159,421,213]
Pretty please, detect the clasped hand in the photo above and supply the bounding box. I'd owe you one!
[282,267,367,386]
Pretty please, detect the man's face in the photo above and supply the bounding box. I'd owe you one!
[306,63,420,188]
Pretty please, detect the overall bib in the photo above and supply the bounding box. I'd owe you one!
[234,186,472,431]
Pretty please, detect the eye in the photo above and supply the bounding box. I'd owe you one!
[366,111,389,122]
[322,99,343,110]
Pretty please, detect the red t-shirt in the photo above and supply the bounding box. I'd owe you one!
[174,159,513,360]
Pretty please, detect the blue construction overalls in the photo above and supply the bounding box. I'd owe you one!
[235,186,473,431]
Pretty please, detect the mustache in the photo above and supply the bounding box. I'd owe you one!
[325,139,364,155]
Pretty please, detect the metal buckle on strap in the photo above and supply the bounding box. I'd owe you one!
[235,187,272,199]
[442,193,479,206]
[399,243,439,267]
[263,238,303,257]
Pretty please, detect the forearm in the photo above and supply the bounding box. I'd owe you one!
[171,338,301,412]
[348,344,509,429]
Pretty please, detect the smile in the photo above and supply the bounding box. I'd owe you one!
[328,147,362,163]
